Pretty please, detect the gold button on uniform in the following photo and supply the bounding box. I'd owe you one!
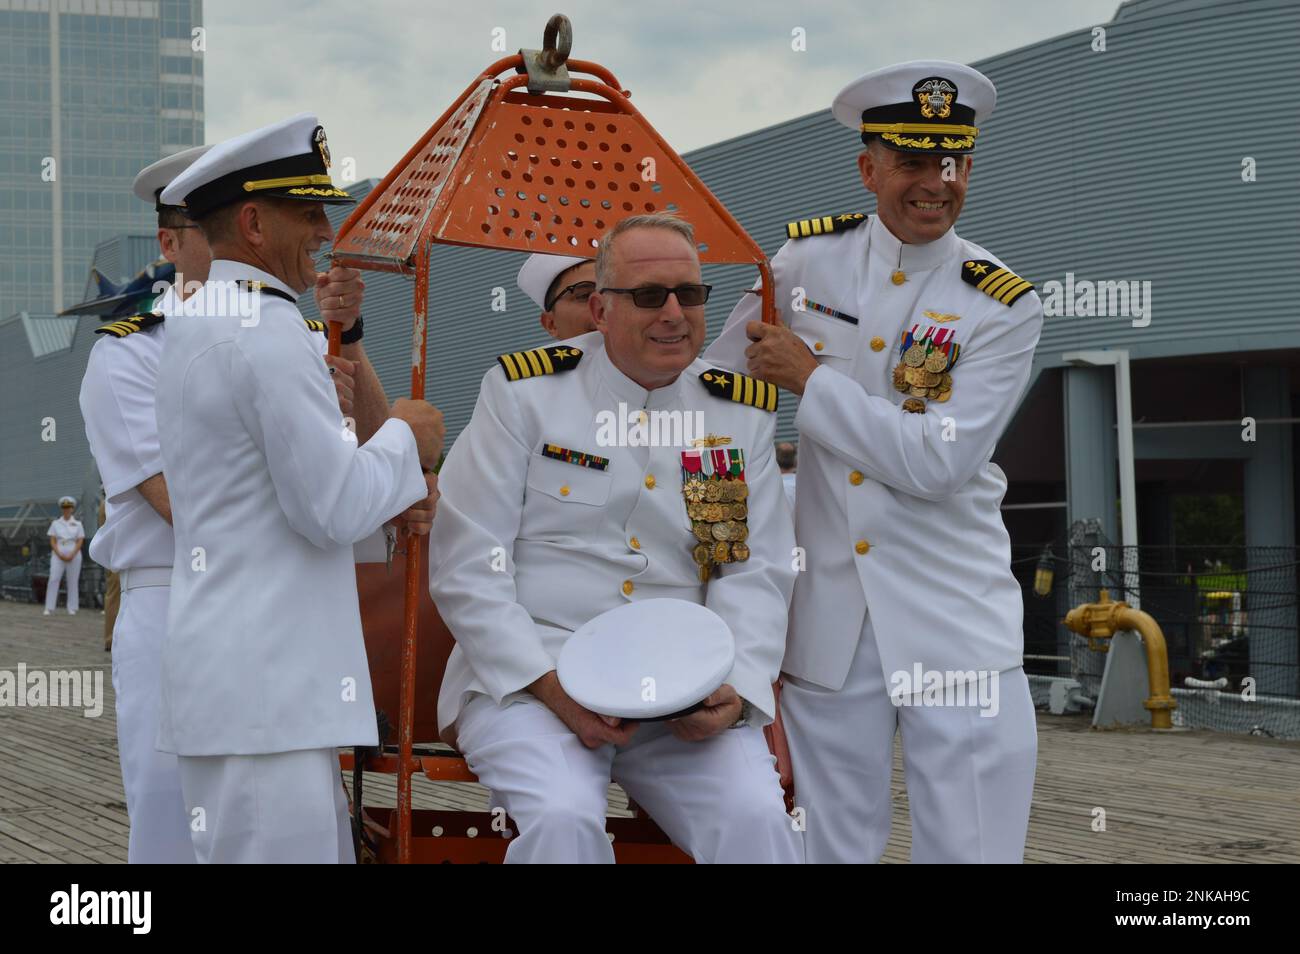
[814,341,825,352]
[855,539,871,555]
[890,270,906,285]
[629,536,641,549]
[849,470,864,486]
[644,474,656,489]
[559,485,570,496]
[622,580,634,595]
[870,336,885,352]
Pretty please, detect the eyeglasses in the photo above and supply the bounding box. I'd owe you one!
[599,284,712,308]
[545,281,596,311]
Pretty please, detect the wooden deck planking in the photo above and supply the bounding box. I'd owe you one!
[2,601,1297,863]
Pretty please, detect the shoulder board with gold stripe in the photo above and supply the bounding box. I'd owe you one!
[698,368,778,412]
[303,318,327,333]
[785,212,867,241]
[496,345,584,382]
[94,313,164,338]
[961,259,1034,306]
[237,279,297,304]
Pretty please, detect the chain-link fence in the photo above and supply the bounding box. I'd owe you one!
[1017,520,1300,738]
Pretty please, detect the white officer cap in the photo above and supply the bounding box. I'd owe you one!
[831,60,996,155]
[517,253,590,311]
[132,145,213,212]
[557,599,735,720]
[161,112,354,218]
[58,496,76,507]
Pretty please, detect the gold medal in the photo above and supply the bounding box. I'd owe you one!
[704,481,723,502]
[924,349,949,373]
[903,343,926,367]
[735,482,749,501]
[711,521,731,542]
[902,397,926,413]
[908,385,928,398]
[713,541,732,563]
[728,521,749,543]
[892,363,908,392]
[693,521,713,543]
[683,480,706,502]
[692,543,712,566]
[710,503,728,522]
[731,542,750,562]
[933,388,951,403]
[730,503,748,520]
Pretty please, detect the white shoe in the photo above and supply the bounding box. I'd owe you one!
[43,610,51,616]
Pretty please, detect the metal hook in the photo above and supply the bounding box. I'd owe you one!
[540,14,572,71]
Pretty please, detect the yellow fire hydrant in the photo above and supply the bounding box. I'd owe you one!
[1063,589,1177,729]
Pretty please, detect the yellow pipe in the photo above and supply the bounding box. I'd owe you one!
[1063,589,1176,730]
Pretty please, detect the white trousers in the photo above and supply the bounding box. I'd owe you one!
[781,616,1037,863]
[111,584,194,863]
[456,694,803,864]
[176,748,354,863]
[45,551,81,613]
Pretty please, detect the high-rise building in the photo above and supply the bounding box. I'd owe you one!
[0,0,204,317]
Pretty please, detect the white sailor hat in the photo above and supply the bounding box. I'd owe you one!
[58,496,76,507]
[557,599,735,720]
[517,253,591,311]
[132,145,213,213]
[831,60,996,155]
[160,112,354,218]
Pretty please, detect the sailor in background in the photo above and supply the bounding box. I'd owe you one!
[518,252,597,341]
[150,113,444,863]
[431,215,801,864]
[44,496,85,616]
[706,61,1042,863]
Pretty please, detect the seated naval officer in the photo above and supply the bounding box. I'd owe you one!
[705,61,1042,863]
[154,113,443,863]
[429,213,802,864]
[517,252,597,341]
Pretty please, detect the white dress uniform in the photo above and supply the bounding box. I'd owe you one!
[154,260,427,863]
[44,513,85,613]
[429,332,802,864]
[80,285,197,863]
[81,281,342,863]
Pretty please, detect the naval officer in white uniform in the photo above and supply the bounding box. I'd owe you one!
[706,61,1042,863]
[44,497,85,615]
[154,113,444,863]
[430,214,802,864]
[80,145,393,863]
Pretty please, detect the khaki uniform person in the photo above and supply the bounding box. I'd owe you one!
[706,61,1042,863]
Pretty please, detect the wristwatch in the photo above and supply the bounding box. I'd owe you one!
[729,698,752,729]
[340,314,364,345]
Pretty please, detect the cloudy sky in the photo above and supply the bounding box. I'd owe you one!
[204,0,1122,181]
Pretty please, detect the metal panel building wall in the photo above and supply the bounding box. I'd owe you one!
[335,0,1298,448]
[0,312,99,508]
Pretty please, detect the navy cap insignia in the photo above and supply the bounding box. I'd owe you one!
[914,77,957,119]
[313,125,331,169]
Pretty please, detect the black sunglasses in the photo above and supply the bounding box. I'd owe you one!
[599,283,712,308]
[545,281,596,311]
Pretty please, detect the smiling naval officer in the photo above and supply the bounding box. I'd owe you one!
[79,144,211,863]
[153,113,443,863]
[705,61,1043,864]
[430,214,802,864]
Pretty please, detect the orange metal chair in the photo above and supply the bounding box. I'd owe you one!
[331,15,785,863]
